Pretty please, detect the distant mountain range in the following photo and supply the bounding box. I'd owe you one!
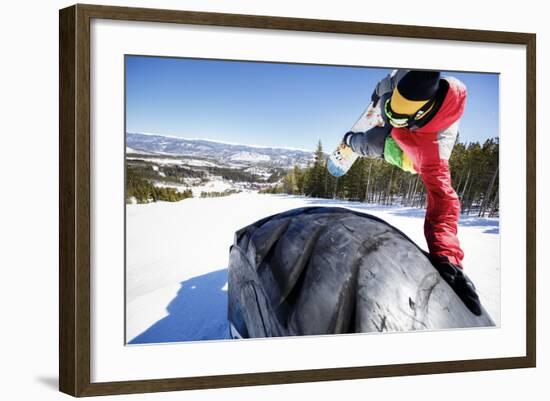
[126,132,316,169]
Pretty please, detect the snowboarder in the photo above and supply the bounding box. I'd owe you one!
[342,69,482,315]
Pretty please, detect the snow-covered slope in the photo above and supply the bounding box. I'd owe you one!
[126,146,153,155]
[126,192,500,344]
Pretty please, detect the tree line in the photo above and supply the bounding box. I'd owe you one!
[126,168,193,203]
[200,189,242,198]
[261,137,499,218]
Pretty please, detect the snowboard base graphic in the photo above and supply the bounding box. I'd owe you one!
[327,142,358,177]
[327,102,384,177]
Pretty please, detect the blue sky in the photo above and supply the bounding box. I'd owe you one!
[126,55,499,151]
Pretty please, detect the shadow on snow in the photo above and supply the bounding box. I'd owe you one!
[129,195,500,346]
[129,268,231,345]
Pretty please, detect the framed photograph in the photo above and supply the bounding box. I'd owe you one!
[59,4,536,397]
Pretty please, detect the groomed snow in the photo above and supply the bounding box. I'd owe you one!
[126,192,499,345]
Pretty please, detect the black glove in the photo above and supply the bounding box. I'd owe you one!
[431,258,482,316]
[343,131,355,148]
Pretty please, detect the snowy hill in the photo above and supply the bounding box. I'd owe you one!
[127,132,315,169]
[126,192,500,345]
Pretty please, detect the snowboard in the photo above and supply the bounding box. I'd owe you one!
[327,102,384,177]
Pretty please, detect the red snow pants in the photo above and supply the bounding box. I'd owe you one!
[390,76,467,267]
[391,128,464,267]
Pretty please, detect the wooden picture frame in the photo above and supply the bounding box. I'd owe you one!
[59,3,536,397]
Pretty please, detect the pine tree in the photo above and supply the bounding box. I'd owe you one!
[268,136,497,218]
[305,140,326,197]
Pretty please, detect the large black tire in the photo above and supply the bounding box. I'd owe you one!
[228,206,494,338]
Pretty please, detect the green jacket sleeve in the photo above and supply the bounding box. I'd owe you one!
[384,136,417,174]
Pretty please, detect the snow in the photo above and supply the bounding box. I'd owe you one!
[126,192,500,345]
[127,157,184,166]
[127,155,220,167]
[182,177,202,186]
[244,166,272,178]
[179,159,218,167]
[126,146,140,154]
[229,151,271,162]
[152,182,189,193]
[125,146,156,155]
[191,179,233,197]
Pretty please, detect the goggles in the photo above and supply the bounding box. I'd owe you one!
[384,97,436,129]
[384,98,410,128]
